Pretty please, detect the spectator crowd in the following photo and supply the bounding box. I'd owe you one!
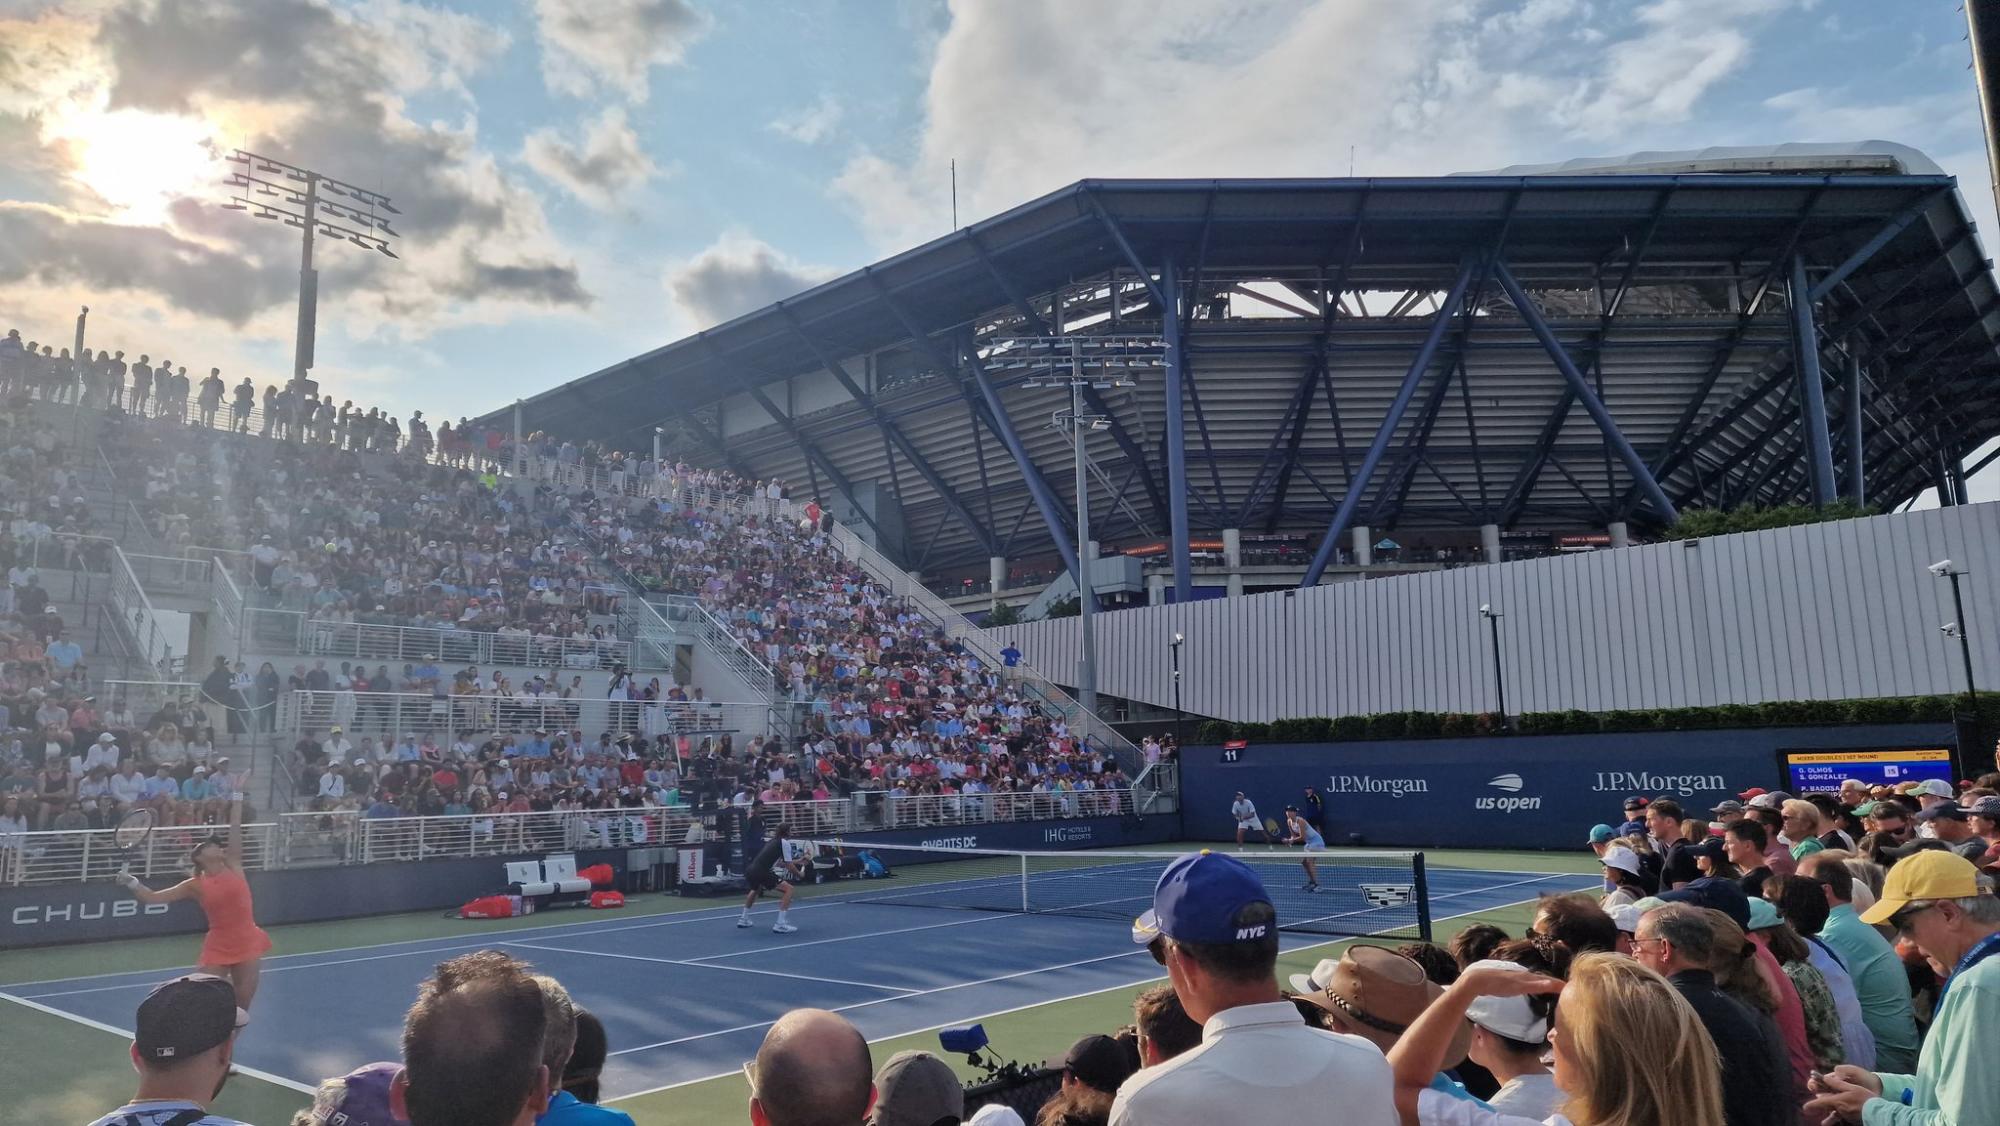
[79,765,2000,1126]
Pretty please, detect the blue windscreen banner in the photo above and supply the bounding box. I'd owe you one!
[1782,747,1956,792]
[1179,723,1957,851]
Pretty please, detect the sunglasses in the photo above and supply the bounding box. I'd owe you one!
[1888,903,1936,935]
[1147,936,1171,966]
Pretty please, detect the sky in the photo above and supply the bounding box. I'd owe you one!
[0,0,1994,500]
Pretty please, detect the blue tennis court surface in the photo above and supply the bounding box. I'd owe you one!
[2,864,1594,1102]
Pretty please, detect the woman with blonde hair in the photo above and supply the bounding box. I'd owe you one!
[1389,953,1724,1126]
[1780,799,1829,861]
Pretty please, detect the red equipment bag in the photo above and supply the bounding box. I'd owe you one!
[589,891,625,909]
[460,895,515,919]
[579,863,615,887]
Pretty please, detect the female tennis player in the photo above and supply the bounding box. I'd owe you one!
[116,779,272,1008]
[1282,805,1323,892]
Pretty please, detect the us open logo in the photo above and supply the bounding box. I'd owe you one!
[1476,773,1541,812]
[1361,884,1414,908]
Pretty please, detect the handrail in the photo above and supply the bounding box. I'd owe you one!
[259,612,635,672]
[648,594,779,699]
[107,544,181,680]
[266,788,1137,871]
[2,822,277,886]
[277,690,774,745]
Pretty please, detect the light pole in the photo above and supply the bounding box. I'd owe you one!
[1479,604,1507,725]
[222,151,399,397]
[1170,631,1186,749]
[1005,333,1165,719]
[1932,557,1979,696]
[1931,559,1979,778]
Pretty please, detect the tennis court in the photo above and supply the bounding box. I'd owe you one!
[1,853,1596,1104]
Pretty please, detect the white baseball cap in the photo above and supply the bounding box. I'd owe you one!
[1913,779,1956,799]
[1462,960,1551,1043]
[1600,844,1643,877]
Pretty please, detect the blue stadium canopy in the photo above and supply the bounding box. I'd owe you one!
[487,144,2000,589]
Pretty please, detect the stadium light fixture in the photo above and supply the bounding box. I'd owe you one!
[222,149,401,397]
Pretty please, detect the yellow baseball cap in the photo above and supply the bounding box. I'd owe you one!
[1860,849,1983,926]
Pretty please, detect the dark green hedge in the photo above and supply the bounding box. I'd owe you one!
[1663,501,1876,541]
[1195,691,1995,745]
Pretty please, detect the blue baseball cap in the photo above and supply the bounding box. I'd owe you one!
[1587,824,1617,845]
[1131,851,1273,946]
[1617,819,1646,837]
[1659,876,1750,929]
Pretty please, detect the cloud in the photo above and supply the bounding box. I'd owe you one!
[522,107,659,211]
[664,233,837,329]
[0,0,590,344]
[0,201,293,325]
[832,0,1797,253]
[769,94,843,144]
[534,0,708,102]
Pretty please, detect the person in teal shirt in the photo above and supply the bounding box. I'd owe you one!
[535,983,634,1126]
[1802,853,1921,1072]
[178,769,213,802]
[1805,851,2000,1126]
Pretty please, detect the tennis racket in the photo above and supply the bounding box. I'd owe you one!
[111,807,157,887]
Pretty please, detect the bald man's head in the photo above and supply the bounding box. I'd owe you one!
[749,1009,875,1126]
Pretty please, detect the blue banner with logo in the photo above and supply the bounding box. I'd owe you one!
[1181,723,1954,851]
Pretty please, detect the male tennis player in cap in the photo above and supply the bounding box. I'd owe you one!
[1115,851,1396,1126]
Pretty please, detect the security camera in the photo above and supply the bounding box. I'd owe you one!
[1930,559,1954,577]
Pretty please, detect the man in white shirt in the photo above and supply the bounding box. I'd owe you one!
[84,733,122,772]
[319,763,348,801]
[110,763,147,806]
[1230,792,1271,847]
[1112,852,1397,1126]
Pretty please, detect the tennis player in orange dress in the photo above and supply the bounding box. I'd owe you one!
[118,776,272,1008]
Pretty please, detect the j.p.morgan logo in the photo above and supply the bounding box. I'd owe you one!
[1326,774,1429,798]
[1592,771,1726,797]
[1477,773,1540,812]
[12,899,169,926]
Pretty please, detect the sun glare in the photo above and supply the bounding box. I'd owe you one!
[65,108,221,223]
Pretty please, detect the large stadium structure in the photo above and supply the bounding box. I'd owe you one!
[488,143,2000,603]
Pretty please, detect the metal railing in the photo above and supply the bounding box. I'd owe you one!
[271,787,1137,869]
[107,545,184,680]
[2,822,276,886]
[279,690,775,743]
[244,610,634,671]
[646,594,778,698]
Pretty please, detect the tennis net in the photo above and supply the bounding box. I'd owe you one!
[795,841,1433,941]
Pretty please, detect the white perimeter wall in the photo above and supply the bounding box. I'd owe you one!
[989,502,2000,722]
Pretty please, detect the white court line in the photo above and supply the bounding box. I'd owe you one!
[599,875,1595,1105]
[501,940,915,994]
[0,989,317,1094]
[680,911,1027,963]
[607,946,1154,1059]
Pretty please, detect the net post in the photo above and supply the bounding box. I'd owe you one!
[1413,852,1433,942]
[1020,853,1030,913]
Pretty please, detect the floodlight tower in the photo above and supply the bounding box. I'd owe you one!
[222,151,400,396]
[1005,334,1165,718]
